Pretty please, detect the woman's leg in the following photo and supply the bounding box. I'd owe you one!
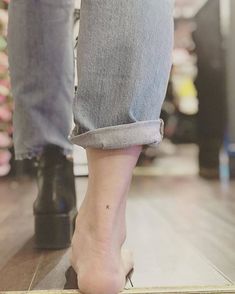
[7,0,78,249]
[8,0,74,160]
[70,0,174,293]
[71,146,142,293]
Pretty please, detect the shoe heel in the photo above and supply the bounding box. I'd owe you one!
[125,268,134,289]
[34,210,77,249]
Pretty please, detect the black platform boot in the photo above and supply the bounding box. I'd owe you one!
[33,145,77,249]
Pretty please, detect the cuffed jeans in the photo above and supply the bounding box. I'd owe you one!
[7,0,174,160]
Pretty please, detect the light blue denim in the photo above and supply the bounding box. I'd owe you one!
[7,0,174,159]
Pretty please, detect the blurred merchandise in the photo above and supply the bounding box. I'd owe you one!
[0,2,13,177]
[162,21,198,146]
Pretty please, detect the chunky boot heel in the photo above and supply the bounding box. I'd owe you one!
[34,209,77,249]
[33,145,77,249]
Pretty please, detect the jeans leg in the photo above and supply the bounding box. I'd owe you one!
[8,0,75,160]
[69,0,174,149]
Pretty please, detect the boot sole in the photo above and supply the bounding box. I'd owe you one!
[34,208,77,249]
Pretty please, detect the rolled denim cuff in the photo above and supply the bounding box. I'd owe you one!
[68,119,164,149]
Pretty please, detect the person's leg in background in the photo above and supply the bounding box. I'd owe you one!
[7,0,77,249]
[70,0,174,293]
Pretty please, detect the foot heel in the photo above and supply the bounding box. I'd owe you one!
[34,210,77,249]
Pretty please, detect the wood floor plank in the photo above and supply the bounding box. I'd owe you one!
[0,238,43,291]
[0,177,37,267]
[2,284,235,294]
[143,176,235,282]
[31,250,69,290]
[125,188,229,288]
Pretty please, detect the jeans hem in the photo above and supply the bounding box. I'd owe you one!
[68,119,164,149]
[15,147,73,160]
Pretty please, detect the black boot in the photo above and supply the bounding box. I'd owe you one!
[33,144,77,249]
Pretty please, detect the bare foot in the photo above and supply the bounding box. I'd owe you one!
[70,197,134,294]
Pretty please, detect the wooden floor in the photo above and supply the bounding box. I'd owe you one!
[0,144,235,291]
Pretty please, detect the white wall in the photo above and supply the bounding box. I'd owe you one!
[75,0,81,8]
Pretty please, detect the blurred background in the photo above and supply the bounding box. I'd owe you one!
[0,0,234,181]
[1,0,235,291]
